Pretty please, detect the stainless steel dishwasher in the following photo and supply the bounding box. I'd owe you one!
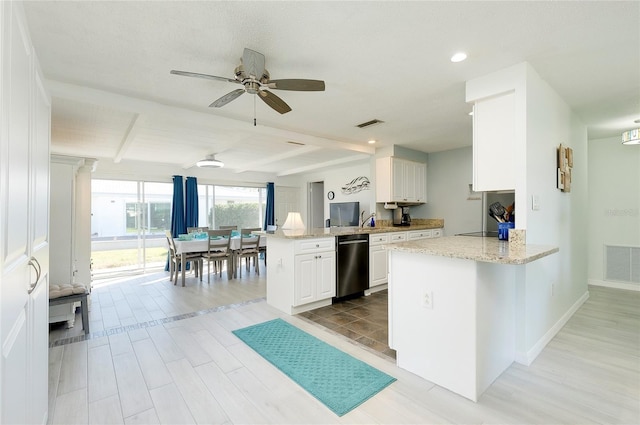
[335,233,369,299]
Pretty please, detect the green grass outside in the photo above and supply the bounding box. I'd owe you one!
[92,247,168,269]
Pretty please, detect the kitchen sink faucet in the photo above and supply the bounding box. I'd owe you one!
[360,211,375,228]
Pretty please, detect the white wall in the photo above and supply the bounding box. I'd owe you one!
[588,136,640,289]
[422,146,479,236]
[297,161,374,227]
[467,62,589,364]
[519,64,589,362]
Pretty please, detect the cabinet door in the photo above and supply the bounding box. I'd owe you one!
[369,245,388,287]
[472,92,516,191]
[415,162,427,202]
[315,251,336,299]
[403,161,416,201]
[294,254,316,306]
[391,158,406,201]
[1,4,34,423]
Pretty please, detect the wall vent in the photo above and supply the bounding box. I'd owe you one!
[356,119,384,128]
[605,245,640,284]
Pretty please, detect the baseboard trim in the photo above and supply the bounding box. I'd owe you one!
[514,290,590,366]
[588,279,640,292]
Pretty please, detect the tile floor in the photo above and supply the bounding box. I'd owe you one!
[298,290,395,359]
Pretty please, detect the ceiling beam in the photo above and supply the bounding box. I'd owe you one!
[46,80,375,156]
[113,113,141,163]
[233,145,322,173]
[277,154,369,176]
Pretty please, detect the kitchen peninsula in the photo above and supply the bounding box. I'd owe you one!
[386,236,558,402]
[265,220,444,315]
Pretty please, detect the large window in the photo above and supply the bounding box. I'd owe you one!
[91,179,266,277]
[91,180,173,277]
[198,185,266,230]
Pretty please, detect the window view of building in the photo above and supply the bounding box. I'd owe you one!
[91,179,266,277]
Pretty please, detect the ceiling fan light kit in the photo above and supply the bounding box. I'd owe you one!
[171,48,325,115]
[621,128,640,145]
[196,155,224,168]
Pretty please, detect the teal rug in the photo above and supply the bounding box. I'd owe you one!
[232,318,396,416]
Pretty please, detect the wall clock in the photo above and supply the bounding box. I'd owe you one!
[327,191,335,200]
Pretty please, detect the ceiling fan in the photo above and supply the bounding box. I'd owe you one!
[170,48,325,115]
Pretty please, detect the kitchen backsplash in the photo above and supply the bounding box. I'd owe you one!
[376,218,444,228]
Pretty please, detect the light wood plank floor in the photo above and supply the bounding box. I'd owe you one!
[48,274,640,424]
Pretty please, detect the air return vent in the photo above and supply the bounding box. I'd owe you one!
[356,119,385,128]
[605,245,640,284]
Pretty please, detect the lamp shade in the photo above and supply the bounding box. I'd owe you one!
[282,212,305,230]
[622,129,640,145]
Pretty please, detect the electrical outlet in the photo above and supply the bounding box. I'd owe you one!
[423,291,433,309]
[551,282,555,297]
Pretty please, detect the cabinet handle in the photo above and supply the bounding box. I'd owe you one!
[315,244,319,248]
[28,257,41,294]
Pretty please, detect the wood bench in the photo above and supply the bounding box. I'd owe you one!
[49,283,90,335]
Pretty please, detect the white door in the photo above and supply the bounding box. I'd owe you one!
[275,186,300,227]
[315,251,336,299]
[294,254,315,306]
[369,246,388,287]
[1,3,50,424]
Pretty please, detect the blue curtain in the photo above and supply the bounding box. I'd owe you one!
[166,175,186,271]
[185,177,198,229]
[263,182,275,230]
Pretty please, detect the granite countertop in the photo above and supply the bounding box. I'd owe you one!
[384,235,558,265]
[265,219,444,239]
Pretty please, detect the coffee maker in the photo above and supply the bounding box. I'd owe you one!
[393,206,411,226]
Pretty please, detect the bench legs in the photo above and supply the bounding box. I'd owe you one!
[49,292,90,335]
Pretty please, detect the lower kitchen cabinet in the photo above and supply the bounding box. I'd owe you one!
[266,236,336,314]
[294,251,336,306]
[369,233,390,289]
[369,229,443,291]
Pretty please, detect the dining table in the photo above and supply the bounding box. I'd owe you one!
[173,234,266,285]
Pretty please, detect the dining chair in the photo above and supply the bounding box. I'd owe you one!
[202,229,233,282]
[187,226,209,233]
[219,225,237,230]
[236,228,261,277]
[165,231,203,286]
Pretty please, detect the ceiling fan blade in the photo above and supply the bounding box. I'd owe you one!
[209,89,245,108]
[242,48,266,80]
[267,79,325,91]
[258,90,292,114]
[170,70,238,84]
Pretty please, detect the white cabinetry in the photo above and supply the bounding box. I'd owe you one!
[294,246,336,306]
[472,92,516,191]
[267,236,335,314]
[376,157,427,203]
[49,156,94,326]
[369,233,389,289]
[368,229,441,292]
[0,3,50,423]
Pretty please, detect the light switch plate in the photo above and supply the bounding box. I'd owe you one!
[532,195,540,210]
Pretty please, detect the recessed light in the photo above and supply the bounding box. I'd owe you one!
[451,52,467,63]
[368,140,376,144]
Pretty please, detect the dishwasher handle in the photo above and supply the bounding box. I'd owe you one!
[338,239,368,246]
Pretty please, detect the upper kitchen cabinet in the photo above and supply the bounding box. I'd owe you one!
[471,92,516,192]
[376,157,427,203]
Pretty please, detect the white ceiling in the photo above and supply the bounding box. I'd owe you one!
[23,1,640,177]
